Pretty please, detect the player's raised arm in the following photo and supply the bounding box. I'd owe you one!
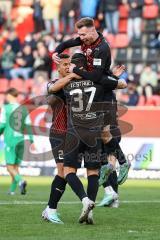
[99,65,127,90]
[53,38,81,64]
[54,37,81,54]
[49,53,82,93]
[48,74,75,93]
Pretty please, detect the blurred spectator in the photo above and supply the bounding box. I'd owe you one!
[149,20,160,49]
[41,0,61,35]
[127,0,144,40]
[60,0,80,34]
[24,33,37,50]
[0,0,12,27]
[150,32,160,49]
[140,65,158,88]
[117,81,139,106]
[138,65,158,98]
[6,30,21,54]
[0,8,5,28]
[33,44,52,81]
[98,0,121,35]
[80,0,100,19]
[1,44,15,79]
[132,64,144,84]
[33,0,44,33]
[43,34,56,52]
[10,45,34,80]
[32,74,48,97]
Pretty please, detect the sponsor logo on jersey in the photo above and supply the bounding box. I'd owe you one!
[93,58,102,66]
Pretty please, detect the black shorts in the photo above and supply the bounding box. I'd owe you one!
[49,131,66,163]
[63,126,102,169]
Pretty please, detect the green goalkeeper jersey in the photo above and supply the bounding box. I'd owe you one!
[0,103,33,147]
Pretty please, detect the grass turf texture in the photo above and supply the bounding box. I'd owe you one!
[0,177,160,240]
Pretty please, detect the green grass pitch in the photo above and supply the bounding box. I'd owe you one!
[0,177,160,240]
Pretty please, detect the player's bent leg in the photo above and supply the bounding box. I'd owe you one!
[64,167,94,224]
[97,171,118,207]
[118,161,131,185]
[101,125,112,144]
[65,167,87,202]
[99,137,118,186]
[98,161,114,186]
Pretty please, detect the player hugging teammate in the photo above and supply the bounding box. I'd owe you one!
[42,17,130,224]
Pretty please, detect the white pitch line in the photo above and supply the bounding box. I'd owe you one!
[1,200,160,205]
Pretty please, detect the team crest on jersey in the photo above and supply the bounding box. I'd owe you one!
[86,48,92,56]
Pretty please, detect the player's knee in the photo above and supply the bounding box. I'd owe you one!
[57,163,64,178]
[64,166,76,178]
[108,155,116,167]
[6,165,12,173]
[87,169,99,177]
[101,126,112,144]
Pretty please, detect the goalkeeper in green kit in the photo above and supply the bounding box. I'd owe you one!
[0,88,34,195]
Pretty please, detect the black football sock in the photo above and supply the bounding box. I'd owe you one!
[103,171,118,193]
[87,175,99,202]
[109,171,118,193]
[104,138,118,156]
[116,144,126,165]
[103,176,111,188]
[48,175,67,209]
[65,173,87,201]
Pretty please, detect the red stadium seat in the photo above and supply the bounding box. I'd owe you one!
[137,96,145,106]
[105,34,116,48]
[119,5,129,18]
[24,78,34,92]
[119,19,127,33]
[143,5,159,19]
[114,34,129,48]
[0,78,9,92]
[144,0,155,5]
[14,0,33,6]
[146,96,160,106]
[9,78,25,92]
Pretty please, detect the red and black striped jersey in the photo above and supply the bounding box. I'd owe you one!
[47,80,67,134]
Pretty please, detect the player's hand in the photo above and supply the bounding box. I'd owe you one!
[52,52,60,64]
[69,63,76,73]
[117,79,127,89]
[112,65,126,77]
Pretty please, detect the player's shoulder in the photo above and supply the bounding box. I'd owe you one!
[97,32,110,49]
[100,38,110,51]
[47,79,59,92]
